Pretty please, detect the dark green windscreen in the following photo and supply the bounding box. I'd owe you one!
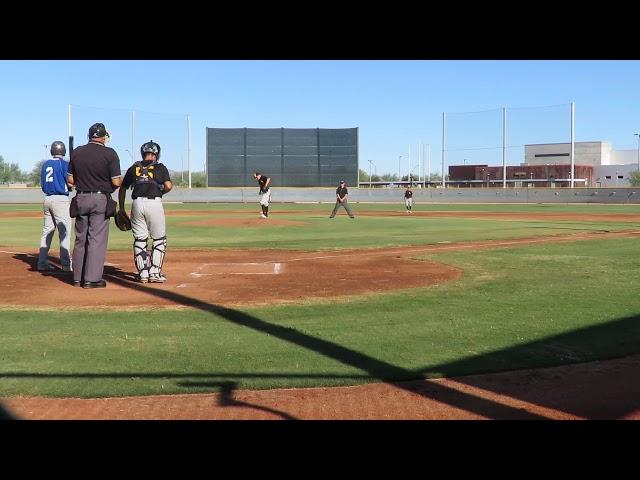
[207,127,358,187]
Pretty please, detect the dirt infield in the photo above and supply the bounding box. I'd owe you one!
[1,229,636,310]
[1,209,639,419]
[0,247,461,309]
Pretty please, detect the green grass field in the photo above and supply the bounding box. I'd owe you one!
[1,202,639,397]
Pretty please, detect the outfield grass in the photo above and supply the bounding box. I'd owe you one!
[0,202,639,397]
[2,202,639,251]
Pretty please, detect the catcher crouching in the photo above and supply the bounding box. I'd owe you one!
[117,140,173,283]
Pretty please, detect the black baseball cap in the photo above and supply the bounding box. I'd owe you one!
[88,122,110,139]
[339,180,345,183]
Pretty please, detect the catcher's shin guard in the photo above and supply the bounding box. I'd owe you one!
[149,236,167,275]
[133,237,149,276]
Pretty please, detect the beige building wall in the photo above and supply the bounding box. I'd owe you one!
[612,149,639,166]
[524,142,611,166]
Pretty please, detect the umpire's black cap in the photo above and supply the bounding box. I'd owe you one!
[88,122,110,139]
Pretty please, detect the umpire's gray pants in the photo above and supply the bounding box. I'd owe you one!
[330,200,354,218]
[72,193,110,283]
[38,194,72,269]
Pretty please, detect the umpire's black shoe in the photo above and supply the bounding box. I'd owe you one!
[73,280,82,287]
[83,279,107,289]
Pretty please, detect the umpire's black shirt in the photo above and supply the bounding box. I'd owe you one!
[68,141,121,193]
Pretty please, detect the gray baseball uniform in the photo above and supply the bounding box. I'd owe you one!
[120,158,172,283]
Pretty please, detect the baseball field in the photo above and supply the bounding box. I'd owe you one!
[1,201,639,419]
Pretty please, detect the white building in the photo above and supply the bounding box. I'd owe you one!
[524,142,639,187]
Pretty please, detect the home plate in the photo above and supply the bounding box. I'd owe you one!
[191,262,284,276]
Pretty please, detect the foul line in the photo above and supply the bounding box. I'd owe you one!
[191,262,283,276]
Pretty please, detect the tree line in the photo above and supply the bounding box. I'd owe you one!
[0,155,207,188]
[3,157,639,188]
[358,168,444,183]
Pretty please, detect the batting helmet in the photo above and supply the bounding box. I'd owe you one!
[140,140,161,161]
[50,141,66,157]
[88,122,110,139]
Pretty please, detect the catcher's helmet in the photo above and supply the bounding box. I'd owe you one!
[88,122,110,139]
[50,141,66,157]
[140,140,161,161]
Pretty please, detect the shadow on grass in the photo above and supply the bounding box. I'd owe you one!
[6,251,640,419]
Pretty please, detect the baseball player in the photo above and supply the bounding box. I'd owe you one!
[118,140,173,283]
[253,172,271,218]
[404,185,414,213]
[329,180,355,218]
[37,141,73,272]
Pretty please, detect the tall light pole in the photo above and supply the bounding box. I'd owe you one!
[398,155,402,182]
[43,144,49,159]
[368,159,374,188]
[635,133,640,171]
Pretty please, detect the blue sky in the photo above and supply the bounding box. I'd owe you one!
[1,60,639,177]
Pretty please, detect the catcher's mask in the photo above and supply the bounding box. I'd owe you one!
[140,140,161,161]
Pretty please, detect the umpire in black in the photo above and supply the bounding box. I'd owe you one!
[67,122,122,288]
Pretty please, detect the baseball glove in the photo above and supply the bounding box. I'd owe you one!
[115,209,132,231]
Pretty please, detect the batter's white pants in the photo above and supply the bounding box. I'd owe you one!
[38,194,72,269]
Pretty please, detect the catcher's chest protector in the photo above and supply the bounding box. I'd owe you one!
[134,161,156,185]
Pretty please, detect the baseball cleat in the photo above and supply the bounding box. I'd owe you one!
[149,273,167,283]
[37,264,56,271]
[260,214,267,219]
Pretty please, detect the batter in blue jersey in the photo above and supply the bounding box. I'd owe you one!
[37,141,73,272]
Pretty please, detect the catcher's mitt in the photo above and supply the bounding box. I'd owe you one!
[115,209,132,231]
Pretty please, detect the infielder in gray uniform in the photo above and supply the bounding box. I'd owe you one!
[118,140,173,283]
[404,185,414,213]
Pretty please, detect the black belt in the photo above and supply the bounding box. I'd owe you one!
[77,191,108,194]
